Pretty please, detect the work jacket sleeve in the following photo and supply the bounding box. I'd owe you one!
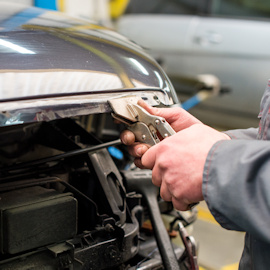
[224,127,258,140]
[202,137,270,243]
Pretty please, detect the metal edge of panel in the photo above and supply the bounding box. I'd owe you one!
[0,89,177,127]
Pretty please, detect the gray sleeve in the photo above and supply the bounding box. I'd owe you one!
[202,139,270,243]
[224,127,258,140]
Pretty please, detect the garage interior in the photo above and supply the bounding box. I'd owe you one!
[1,1,268,270]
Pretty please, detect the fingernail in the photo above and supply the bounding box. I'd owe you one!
[136,145,148,157]
[122,134,127,145]
[136,147,143,157]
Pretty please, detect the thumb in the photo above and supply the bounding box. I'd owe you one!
[138,99,201,131]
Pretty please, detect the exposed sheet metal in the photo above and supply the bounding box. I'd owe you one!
[0,90,173,126]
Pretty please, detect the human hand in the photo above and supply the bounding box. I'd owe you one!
[120,100,230,210]
[140,123,230,210]
[120,100,202,158]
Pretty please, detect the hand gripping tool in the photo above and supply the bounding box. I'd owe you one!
[108,96,175,146]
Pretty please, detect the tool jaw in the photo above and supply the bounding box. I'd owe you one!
[109,95,176,146]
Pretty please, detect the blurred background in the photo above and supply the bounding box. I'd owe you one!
[3,0,270,269]
[116,0,270,130]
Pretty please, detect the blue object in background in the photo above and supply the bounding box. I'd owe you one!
[1,7,45,31]
[108,146,124,160]
[181,95,201,111]
[182,91,212,111]
[34,0,58,10]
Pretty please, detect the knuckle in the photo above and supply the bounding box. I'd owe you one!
[150,106,162,115]
[165,175,175,187]
[172,197,188,211]
[160,191,170,202]
[157,153,172,171]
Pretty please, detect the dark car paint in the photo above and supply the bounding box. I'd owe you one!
[0,3,179,127]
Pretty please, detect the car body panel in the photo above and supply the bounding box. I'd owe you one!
[0,3,179,127]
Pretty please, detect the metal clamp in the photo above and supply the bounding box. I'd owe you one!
[109,96,175,146]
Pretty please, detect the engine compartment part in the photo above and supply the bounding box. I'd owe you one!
[0,186,77,255]
[0,115,196,269]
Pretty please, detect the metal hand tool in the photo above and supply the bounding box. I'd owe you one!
[123,169,180,270]
[108,96,175,146]
[109,96,199,210]
[178,222,199,270]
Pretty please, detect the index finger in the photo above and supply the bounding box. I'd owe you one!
[138,99,201,131]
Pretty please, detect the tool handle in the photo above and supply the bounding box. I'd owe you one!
[154,117,176,138]
[145,188,180,270]
[128,122,159,146]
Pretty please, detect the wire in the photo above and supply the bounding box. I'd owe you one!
[0,139,121,173]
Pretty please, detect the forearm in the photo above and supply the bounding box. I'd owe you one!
[203,139,270,243]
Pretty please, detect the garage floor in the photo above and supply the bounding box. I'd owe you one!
[193,202,245,270]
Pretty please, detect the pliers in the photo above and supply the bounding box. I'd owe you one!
[108,96,175,146]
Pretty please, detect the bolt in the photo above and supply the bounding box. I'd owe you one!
[104,223,114,232]
[155,119,160,125]
[142,134,146,140]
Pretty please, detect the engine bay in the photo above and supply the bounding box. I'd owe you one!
[0,114,195,270]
